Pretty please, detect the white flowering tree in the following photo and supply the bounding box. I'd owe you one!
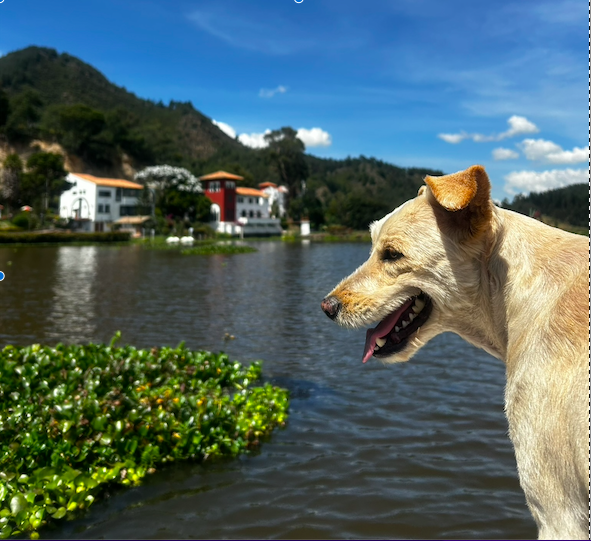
[135,165,210,222]
[135,165,202,193]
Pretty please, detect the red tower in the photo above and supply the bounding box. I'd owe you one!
[199,171,244,223]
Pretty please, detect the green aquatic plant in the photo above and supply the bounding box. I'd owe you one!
[0,335,288,538]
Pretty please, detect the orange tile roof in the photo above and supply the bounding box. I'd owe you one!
[73,173,143,190]
[259,182,278,189]
[236,187,269,198]
[199,171,244,181]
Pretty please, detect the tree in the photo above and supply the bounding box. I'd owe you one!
[42,104,114,164]
[5,90,43,142]
[104,108,153,162]
[0,153,24,211]
[0,89,9,129]
[21,151,70,212]
[264,127,309,213]
[135,165,211,222]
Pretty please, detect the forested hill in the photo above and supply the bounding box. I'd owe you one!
[0,46,252,175]
[502,183,589,229]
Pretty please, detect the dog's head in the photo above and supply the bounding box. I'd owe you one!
[321,165,497,364]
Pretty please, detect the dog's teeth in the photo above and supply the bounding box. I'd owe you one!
[409,313,416,322]
[412,304,421,313]
[394,326,400,332]
[402,320,409,329]
[375,337,386,347]
[414,299,425,311]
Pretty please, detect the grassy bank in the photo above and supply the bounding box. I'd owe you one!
[137,237,257,255]
[280,232,371,243]
[0,336,288,538]
[0,232,131,245]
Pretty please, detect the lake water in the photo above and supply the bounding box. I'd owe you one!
[0,243,537,539]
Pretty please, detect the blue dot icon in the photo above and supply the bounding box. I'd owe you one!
[0,272,4,281]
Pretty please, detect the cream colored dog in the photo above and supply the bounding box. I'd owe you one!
[321,165,590,540]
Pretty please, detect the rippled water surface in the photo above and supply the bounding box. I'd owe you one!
[0,243,537,539]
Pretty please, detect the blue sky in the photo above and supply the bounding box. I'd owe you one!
[0,0,588,201]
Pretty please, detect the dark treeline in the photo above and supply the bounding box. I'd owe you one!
[502,184,589,229]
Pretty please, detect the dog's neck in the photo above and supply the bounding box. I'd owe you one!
[446,209,509,361]
[471,208,585,370]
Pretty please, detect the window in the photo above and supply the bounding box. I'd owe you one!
[225,181,235,189]
[119,205,137,216]
[123,188,138,197]
[98,190,112,198]
[241,210,247,217]
[105,204,111,213]
[256,211,261,218]
[249,210,254,218]
[237,196,243,203]
[98,204,104,213]
[248,197,253,204]
[116,188,122,201]
[209,181,221,193]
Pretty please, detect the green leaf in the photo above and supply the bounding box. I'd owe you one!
[9,494,26,515]
[51,507,66,519]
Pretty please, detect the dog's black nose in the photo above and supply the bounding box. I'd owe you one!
[321,296,341,320]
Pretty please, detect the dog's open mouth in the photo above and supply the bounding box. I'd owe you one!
[362,292,433,363]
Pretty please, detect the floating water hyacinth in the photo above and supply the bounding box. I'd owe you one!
[0,334,288,538]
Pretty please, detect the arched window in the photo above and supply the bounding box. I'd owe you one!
[256,211,261,218]
[249,210,254,218]
[241,210,247,217]
[210,203,221,222]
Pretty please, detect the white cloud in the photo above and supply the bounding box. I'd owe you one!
[493,147,520,160]
[438,132,469,144]
[212,119,236,139]
[438,115,539,144]
[500,115,540,139]
[259,85,288,98]
[520,138,589,164]
[296,127,332,147]
[504,167,589,195]
[213,121,333,149]
[238,130,272,149]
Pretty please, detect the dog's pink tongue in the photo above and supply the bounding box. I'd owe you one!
[361,299,414,363]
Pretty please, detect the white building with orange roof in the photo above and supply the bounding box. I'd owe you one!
[258,182,288,217]
[59,173,149,233]
[236,186,282,236]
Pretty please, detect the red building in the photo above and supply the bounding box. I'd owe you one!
[200,171,244,233]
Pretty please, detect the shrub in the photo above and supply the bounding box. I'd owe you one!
[0,232,131,244]
[10,213,30,230]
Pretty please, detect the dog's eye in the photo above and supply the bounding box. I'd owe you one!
[381,248,404,262]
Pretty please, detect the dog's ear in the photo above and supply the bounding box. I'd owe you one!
[424,165,493,238]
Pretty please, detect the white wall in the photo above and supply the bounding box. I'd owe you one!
[60,174,141,229]
[236,194,270,219]
[261,186,287,217]
[60,175,97,221]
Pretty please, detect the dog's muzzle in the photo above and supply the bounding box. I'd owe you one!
[321,296,341,320]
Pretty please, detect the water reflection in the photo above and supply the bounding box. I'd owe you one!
[48,246,99,342]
